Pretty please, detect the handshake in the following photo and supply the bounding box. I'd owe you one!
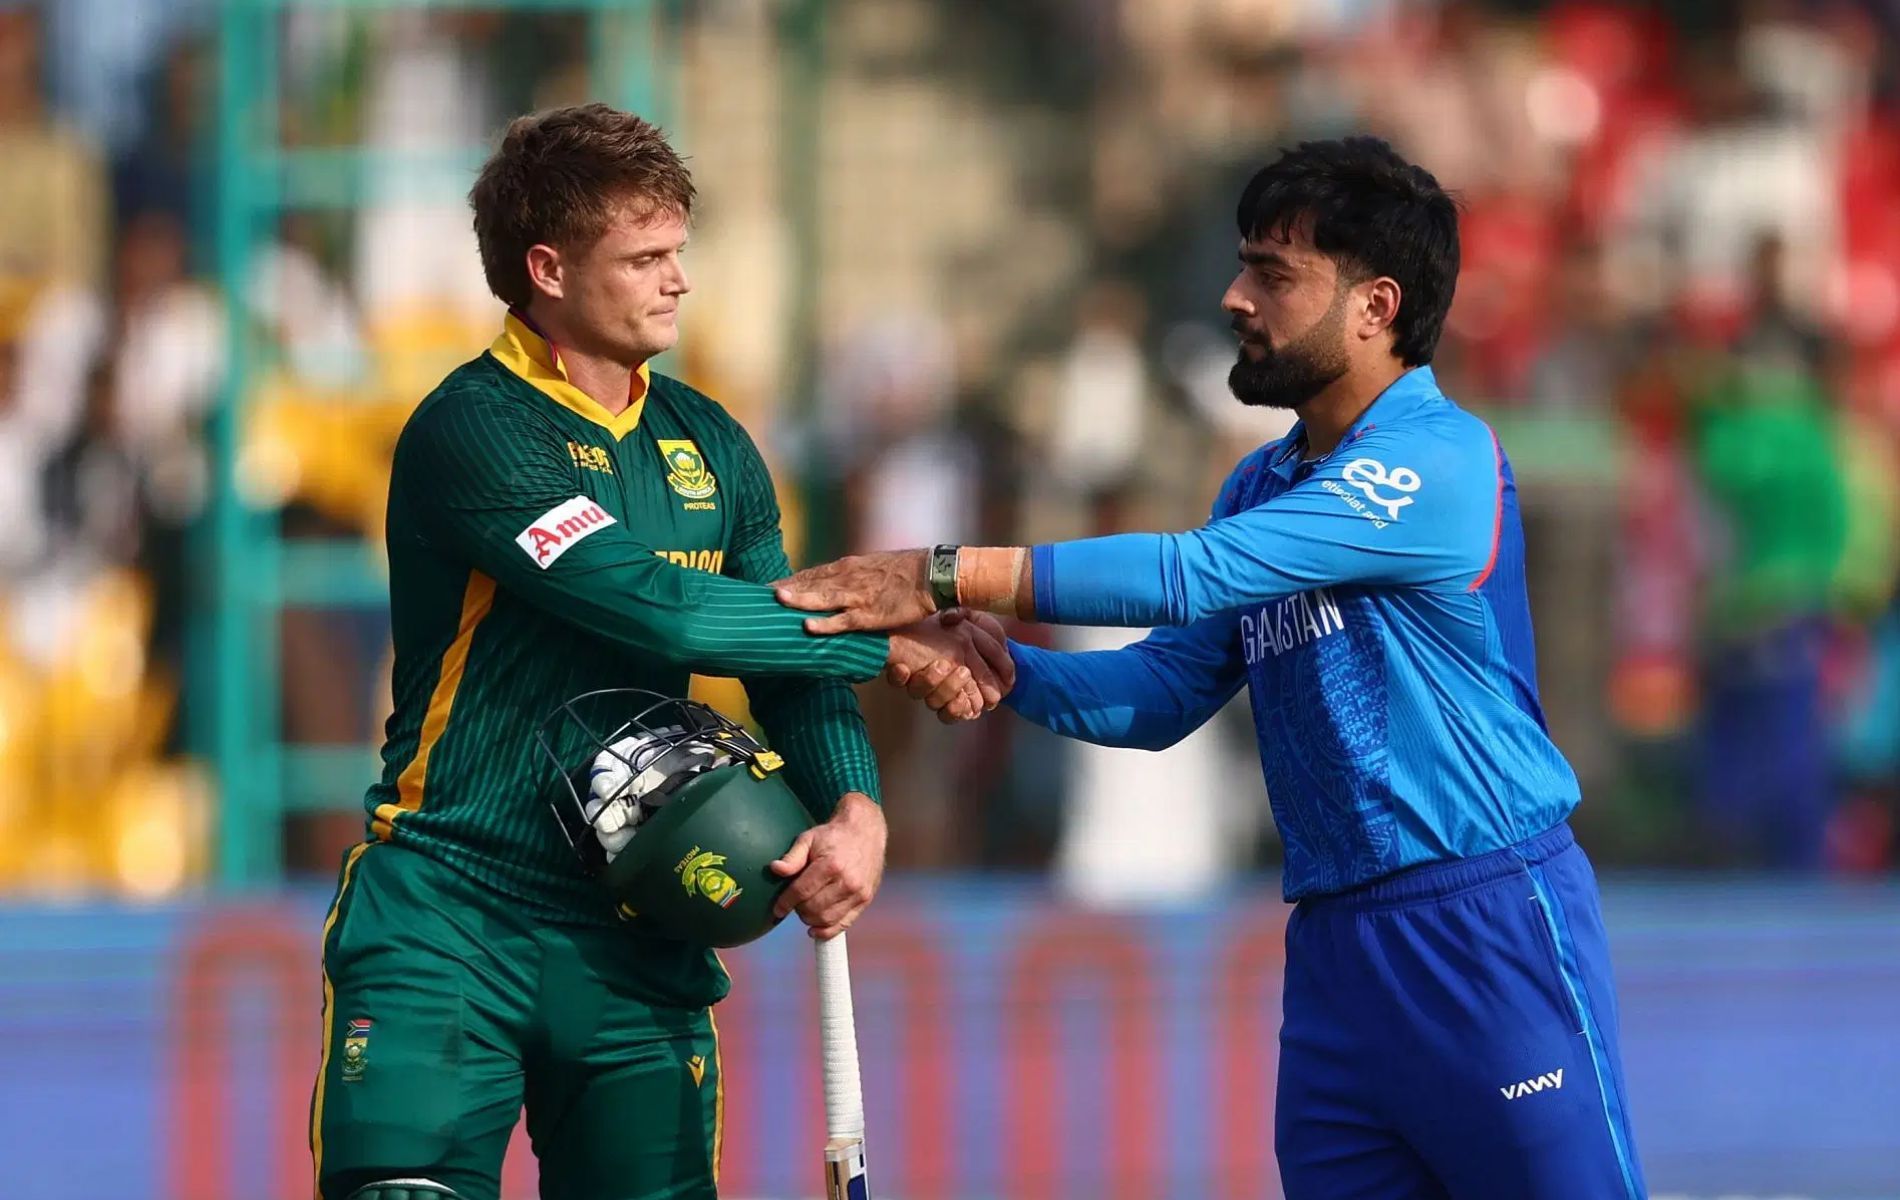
[775,549,1014,723]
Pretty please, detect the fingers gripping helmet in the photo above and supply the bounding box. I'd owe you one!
[536,689,814,947]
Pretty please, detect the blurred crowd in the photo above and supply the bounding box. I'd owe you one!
[1,0,1897,896]
[0,4,218,894]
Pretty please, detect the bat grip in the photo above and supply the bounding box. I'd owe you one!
[815,932,865,1141]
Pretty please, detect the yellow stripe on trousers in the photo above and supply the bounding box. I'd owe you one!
[709,1008,725,1183]
[311,841,372,1200]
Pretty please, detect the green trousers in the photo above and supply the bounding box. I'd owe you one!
[310,843,725,1200]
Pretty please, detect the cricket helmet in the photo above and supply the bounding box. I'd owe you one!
[535,689,813,947]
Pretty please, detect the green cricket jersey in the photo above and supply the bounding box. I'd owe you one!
[364,312,889,926]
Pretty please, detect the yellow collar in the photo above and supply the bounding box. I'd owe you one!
[489,311,650,440]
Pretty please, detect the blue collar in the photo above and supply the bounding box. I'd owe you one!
[1270,365,1444,477]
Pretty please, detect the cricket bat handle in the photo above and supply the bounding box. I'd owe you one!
[816,932,870,1200]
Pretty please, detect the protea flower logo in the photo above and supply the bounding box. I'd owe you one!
[657,439,717,500]
[676,846,744,908]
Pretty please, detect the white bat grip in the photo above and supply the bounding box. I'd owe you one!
[815,932,865,1141]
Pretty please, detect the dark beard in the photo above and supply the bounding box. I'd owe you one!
[1227,300,1350,410]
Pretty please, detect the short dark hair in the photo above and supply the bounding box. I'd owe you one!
[1235,137,1459,366]
[470,103,697,309]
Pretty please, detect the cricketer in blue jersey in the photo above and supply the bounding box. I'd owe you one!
[779,138,1646,1199]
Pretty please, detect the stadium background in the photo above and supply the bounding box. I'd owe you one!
[0,0,1897,1196]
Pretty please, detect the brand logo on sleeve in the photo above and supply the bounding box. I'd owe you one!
[1338,458,1420,520]
[516,496,616,568]
[1318,457,1421,529]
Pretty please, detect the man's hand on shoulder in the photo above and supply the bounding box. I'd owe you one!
[768,791,887,940]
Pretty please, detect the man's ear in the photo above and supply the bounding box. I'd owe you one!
[1357,276,1402,342]
[525,243,565,301]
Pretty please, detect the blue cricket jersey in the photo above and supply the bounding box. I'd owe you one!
[1005,366,1581,899]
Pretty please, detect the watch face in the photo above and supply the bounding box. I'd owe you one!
[930,546,960,606]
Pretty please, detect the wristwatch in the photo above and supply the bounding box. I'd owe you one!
[926,544,961,612]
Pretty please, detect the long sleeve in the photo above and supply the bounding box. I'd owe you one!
[720,428,882,816]
[1032,423,1501,627]
[400,388,891,680]
[1003,614,1246,751]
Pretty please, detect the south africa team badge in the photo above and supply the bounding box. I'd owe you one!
[657,439,717,503]
[342,1018,372,1082]
[677,847,745,909]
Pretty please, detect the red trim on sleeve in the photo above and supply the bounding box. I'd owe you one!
[1469,431,1505,591]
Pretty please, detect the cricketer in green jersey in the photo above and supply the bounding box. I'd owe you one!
[310,103,1009,1200]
